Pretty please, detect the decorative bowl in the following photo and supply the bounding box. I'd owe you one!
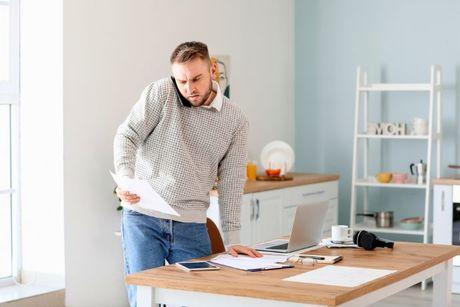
[265,168,281,177]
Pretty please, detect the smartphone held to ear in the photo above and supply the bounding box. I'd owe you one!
[175,261,220,272]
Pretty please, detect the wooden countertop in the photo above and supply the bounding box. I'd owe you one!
[433,177,460,185]
[243,172,339,194]
[125,242,460,306]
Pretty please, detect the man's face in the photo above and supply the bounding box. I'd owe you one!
[171,57,214,107]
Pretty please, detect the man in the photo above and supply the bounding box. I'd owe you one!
[114,41,262,307]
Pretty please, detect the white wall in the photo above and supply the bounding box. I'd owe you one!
[63,0,294,306]
[20,0,64,281]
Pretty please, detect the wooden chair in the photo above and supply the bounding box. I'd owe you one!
[206,218,226,254]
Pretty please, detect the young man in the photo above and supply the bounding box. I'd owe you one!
[114,41,261,307]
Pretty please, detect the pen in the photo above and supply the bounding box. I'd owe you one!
[298,255,325,260]
[247,264,294,272]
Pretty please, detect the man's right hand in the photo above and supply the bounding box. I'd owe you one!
[115,187,140,204]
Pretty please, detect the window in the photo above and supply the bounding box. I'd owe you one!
[0,0,19,284]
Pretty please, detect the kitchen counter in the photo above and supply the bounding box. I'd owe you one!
[243,172,339,194]
[433,177,460,185]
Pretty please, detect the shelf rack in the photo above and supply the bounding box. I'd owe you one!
[349,65,442,245]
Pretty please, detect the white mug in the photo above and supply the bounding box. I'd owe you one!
[412,118,428,135]
[331,225,353,243]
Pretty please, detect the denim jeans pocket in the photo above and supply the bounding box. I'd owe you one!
[123,208,144,216]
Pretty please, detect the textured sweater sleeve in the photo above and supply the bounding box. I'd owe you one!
[113,82,163,177]
[217,117,249,245]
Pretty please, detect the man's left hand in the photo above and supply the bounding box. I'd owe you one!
[228,245,263,258]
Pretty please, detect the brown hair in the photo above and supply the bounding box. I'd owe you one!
[170,41,210,65]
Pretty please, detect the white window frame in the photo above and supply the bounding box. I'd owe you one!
[0,0,21,287]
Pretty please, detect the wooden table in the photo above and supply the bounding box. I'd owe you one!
[126,242,460,307]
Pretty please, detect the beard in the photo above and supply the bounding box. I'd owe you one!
[189,79,213,107]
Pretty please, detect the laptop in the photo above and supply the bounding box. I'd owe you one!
[254,201,329,253]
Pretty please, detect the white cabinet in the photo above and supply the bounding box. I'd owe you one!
[252,190,284,245]
[433,184,460,294]
[241,190,284,245]
[433,185,453,244]
[281,182,338,238]
[241,180,338,246]
[209,180,339,246]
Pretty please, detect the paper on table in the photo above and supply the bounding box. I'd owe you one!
[284,265,396,287]
[110,171,179,216]
[321,238,359,248]
[211,254,289,271]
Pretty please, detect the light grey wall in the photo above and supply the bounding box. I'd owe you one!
[63,0,294,306]
[295,0,460,233]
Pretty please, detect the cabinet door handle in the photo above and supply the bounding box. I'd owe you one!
[250,199,255,221]
[302,191,325,197]
[255,199,260,220]
[441,191,445,211]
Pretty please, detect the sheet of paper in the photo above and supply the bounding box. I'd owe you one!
[321,238,359,248]
[284,265,396,287]
[211,254,289,271]
[110,171,179,216]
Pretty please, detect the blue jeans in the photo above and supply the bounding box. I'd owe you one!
[121,209,211,307]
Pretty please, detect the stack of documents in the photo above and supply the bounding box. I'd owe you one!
[211,254,290,271]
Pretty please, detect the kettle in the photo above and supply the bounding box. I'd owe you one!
[410,160,427,185]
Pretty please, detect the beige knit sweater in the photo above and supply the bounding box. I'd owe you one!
[113,78,248,244]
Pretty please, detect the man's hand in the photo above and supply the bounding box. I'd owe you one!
[115,187,140,204]
[228,245,263,258]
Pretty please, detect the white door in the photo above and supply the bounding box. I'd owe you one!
[252,190,283,245]
[433,185,453,244]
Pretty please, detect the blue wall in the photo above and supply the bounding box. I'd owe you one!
[295,0,460,238]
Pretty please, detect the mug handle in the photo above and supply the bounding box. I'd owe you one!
[347,228,353,239]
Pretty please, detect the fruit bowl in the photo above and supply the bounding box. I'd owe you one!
[399,217,423,230]
[265,168,281,177]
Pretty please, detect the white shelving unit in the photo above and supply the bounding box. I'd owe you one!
[349,65,442,245]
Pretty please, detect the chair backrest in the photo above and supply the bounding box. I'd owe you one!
[206,218,226,254]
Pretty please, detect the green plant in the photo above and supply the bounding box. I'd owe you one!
[113,187,123,211]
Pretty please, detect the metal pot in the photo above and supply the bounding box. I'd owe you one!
[357,211,394,228]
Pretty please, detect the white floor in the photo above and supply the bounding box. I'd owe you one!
[373,283,460,306]
[0,283,458,306]
[0,289,64,307]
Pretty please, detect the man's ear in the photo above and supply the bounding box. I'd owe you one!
[210,61,216,77]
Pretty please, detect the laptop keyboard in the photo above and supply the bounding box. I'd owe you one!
[266,243,289,250]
